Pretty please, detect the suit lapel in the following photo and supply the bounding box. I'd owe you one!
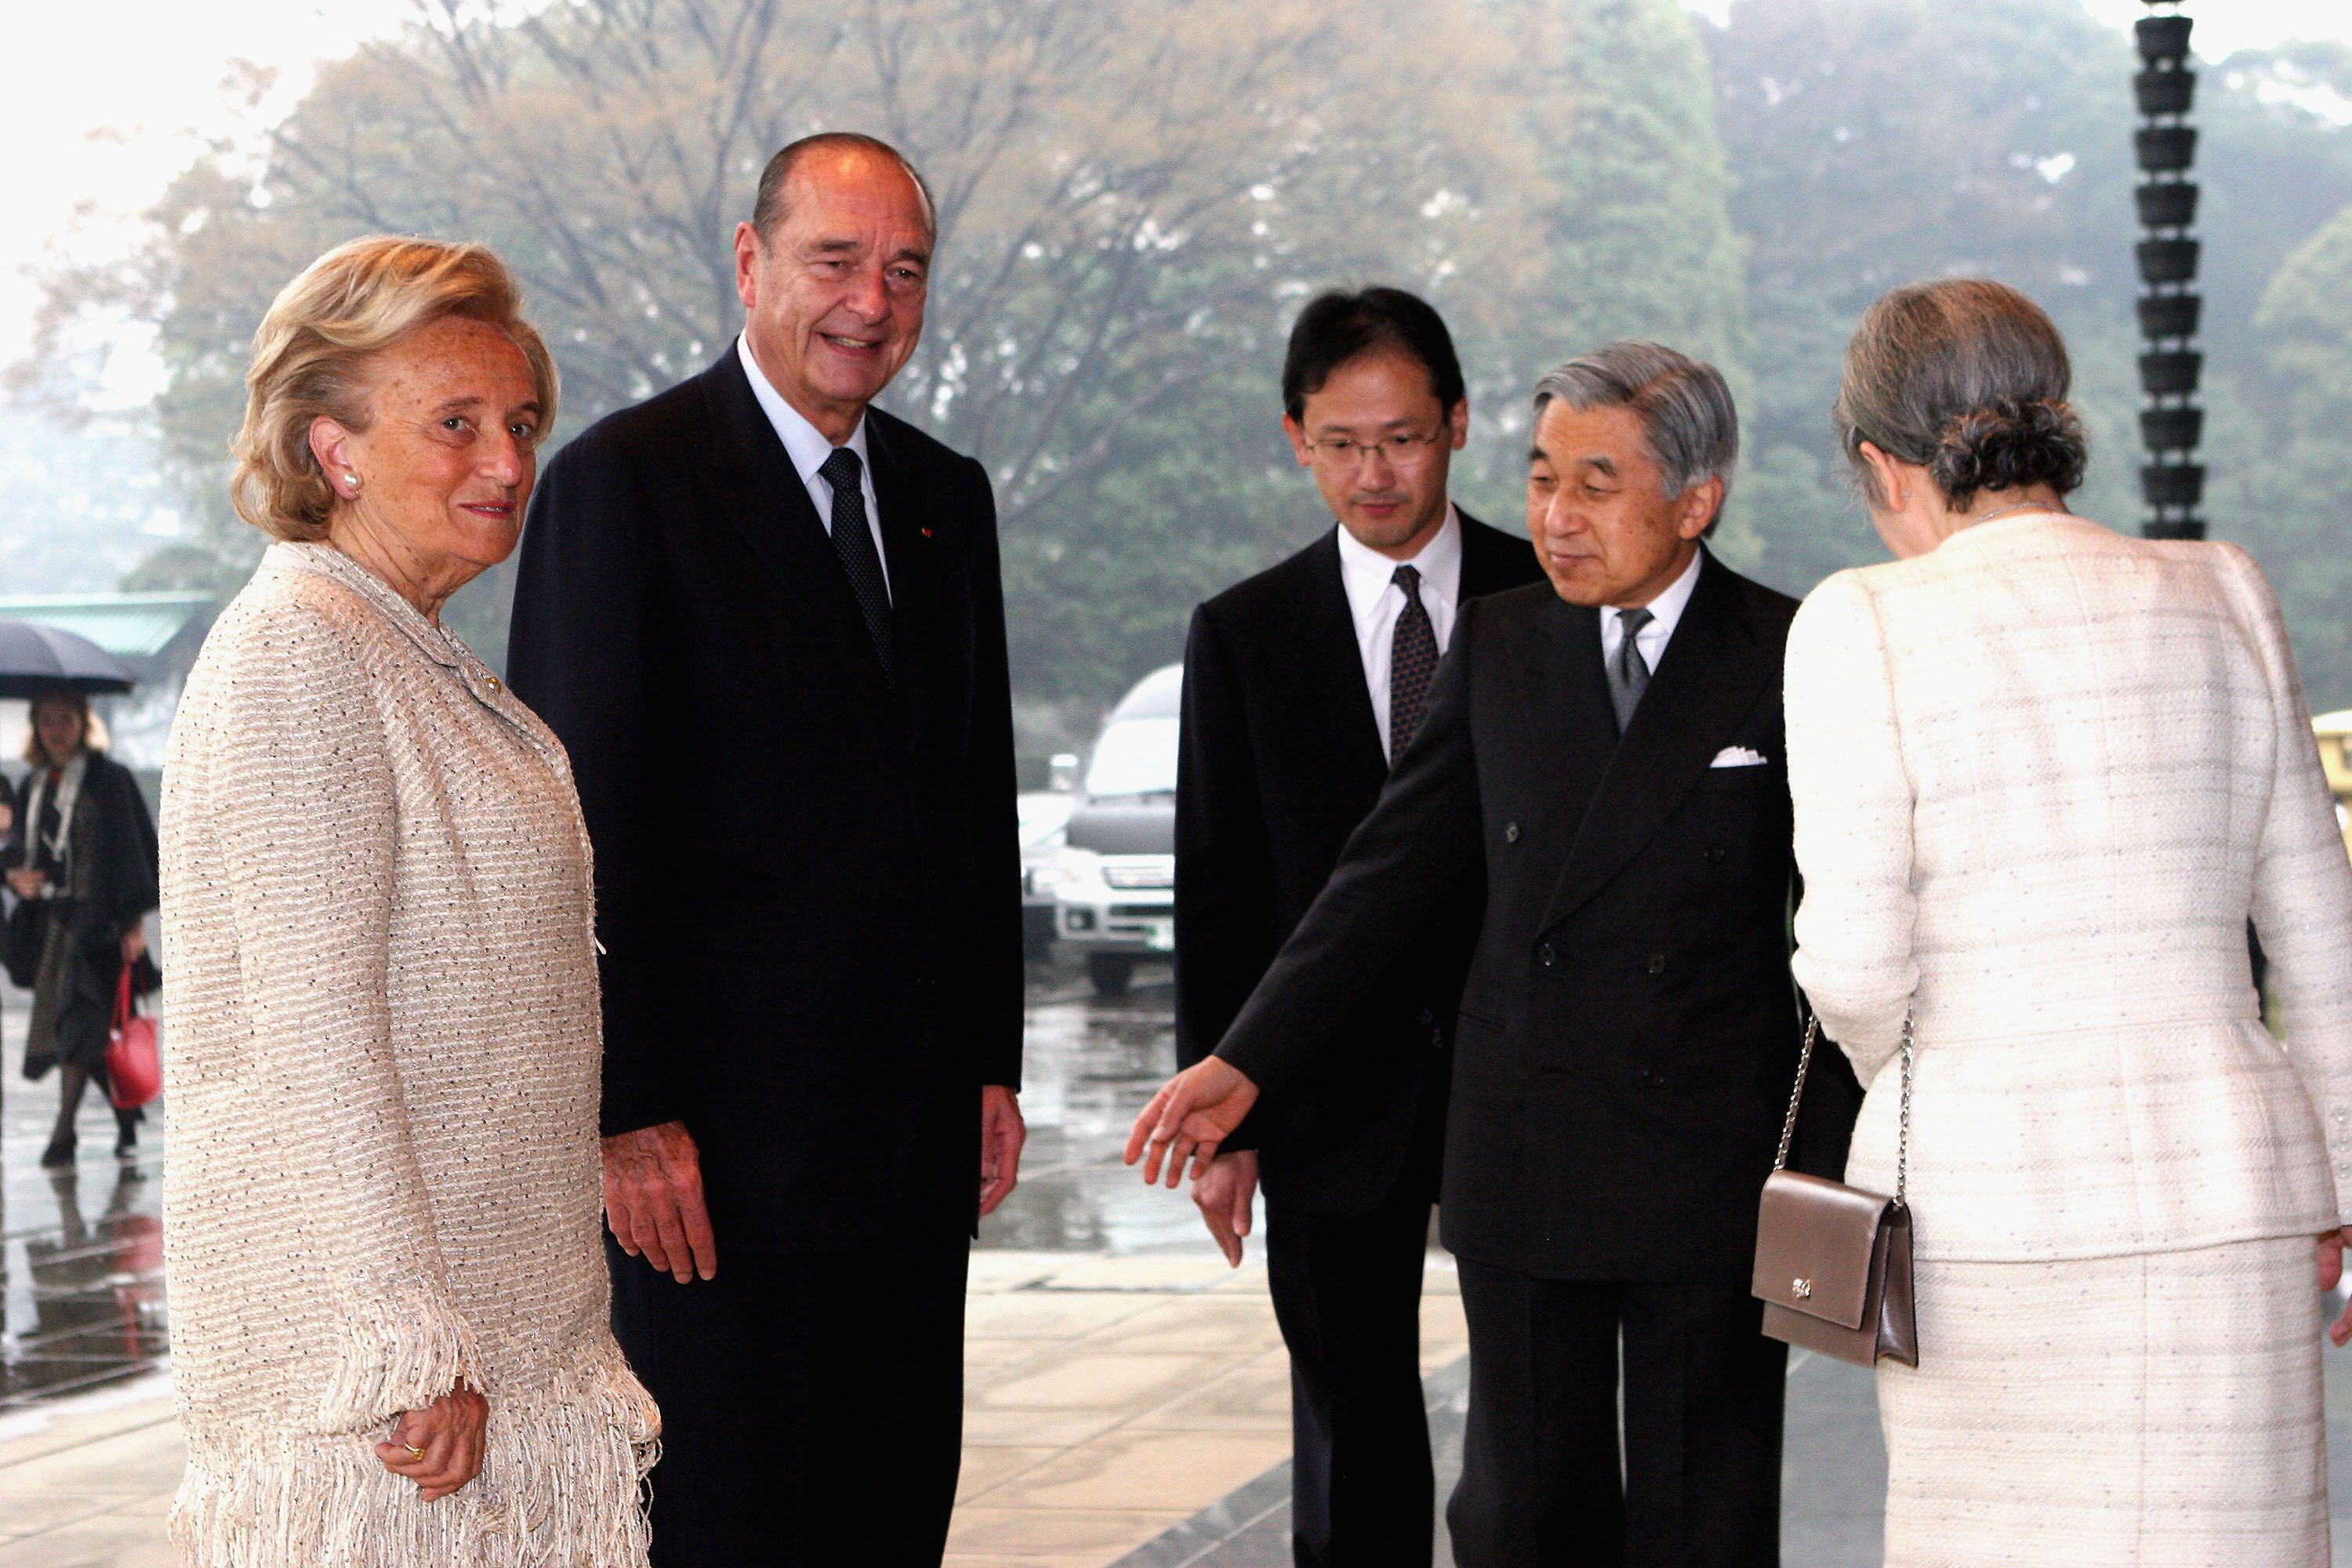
[700,352,902,707]
[1538,551,1770,932]
[1540,597,1621,851]
[865,417,935,750]
[1456,507,1534,601]
[1297,530,1391,788]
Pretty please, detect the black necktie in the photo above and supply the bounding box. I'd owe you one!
[1389,564,1439,764]
[817,446,896,690]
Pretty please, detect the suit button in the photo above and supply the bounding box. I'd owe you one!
[1537,943,1557,968]
[1504,822,1522,844]
[1416,1007,1436,1026]
[1703,844,1728,864]
[1646,954,1667,975]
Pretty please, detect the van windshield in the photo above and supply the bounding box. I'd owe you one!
[1085,717,1179,798]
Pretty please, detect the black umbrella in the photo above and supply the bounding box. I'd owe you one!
[0,617,136,699]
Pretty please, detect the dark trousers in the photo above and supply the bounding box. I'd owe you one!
[1446,1261,1785,1568]
[1263,1116,1441,1566]
[611,1221,971,1566]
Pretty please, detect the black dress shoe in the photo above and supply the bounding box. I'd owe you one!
[114,1109,140,1159]
[39,1131,76,1167]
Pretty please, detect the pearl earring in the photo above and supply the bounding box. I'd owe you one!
[345,474,361,493]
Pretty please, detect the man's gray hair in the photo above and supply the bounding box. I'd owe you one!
[1531,341,1739,513]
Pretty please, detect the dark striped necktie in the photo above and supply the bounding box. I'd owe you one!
[817,445,897,690]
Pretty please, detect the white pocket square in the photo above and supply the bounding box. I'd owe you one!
[1711,746,1769,768]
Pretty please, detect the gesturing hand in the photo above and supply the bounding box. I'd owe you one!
[1192,1149,1258,1267]
[2319,1227,2352,1347]
[980,1085,1026,1218]
[375,1379,488,1501]
[1123,1057,1260,1188]
[604,1120,717,1283]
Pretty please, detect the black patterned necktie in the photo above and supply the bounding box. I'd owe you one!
[1608,605,1654,731]
[1389,564,1439,764]
[817,445,897,690]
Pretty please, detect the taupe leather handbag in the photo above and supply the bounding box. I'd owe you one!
[1751,1010,1918,1367]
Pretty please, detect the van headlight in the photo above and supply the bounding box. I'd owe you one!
[1054,847,1105,894]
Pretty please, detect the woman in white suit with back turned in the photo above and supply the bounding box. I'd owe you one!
[1786,277,2352,1566]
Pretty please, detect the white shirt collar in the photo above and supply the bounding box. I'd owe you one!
[1334,503,1464,633]
[739,333,869,482]
[1606,544,1705,648]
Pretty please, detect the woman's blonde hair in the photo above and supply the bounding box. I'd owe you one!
[23,686,107,764]
[230,236,558,542]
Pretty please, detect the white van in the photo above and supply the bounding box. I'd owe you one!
[1052,664,1180,995]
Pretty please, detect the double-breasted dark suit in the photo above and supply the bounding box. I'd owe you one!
[1216,550,1857,1568]
[1176,512,1542,1566]
[506,347,1021,1566]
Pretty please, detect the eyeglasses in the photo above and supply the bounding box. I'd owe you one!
[1302,430,1449,470]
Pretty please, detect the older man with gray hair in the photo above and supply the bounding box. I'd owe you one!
[1127,341,1857,1566]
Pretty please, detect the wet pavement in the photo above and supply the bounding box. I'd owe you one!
[0,988,169,1414]
[13,957,2352,1566]
[0,954,1198,1415]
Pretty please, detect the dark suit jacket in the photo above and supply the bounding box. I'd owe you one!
[507,349,1022,1254]
[1218,550,1858,1282]
[1174,511,1544,1214]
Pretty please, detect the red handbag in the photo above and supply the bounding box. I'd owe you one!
[106,963,162,1111]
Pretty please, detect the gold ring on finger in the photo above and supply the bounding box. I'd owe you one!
[403,1443,426,1460]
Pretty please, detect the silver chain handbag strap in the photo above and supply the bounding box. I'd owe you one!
[1772,1006,1915,1207]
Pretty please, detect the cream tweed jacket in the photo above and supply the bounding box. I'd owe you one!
[159,543,657,1565]
[1787,512,2352,1262]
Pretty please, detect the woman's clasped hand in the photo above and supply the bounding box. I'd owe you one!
[374,1380,490,1501]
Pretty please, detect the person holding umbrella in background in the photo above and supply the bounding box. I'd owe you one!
[2,683,159,1164]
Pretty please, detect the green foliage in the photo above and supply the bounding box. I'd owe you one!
[1446,0,1753,525]
[41,0,1750,721]
[31,0,2352,722]
[2213,202,2352,711]
[1705,0,2143,591]
[1704,0,2352,728]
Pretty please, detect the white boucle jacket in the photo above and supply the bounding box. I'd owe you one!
[1787,512,2352,1263]
[159,543,656,1566]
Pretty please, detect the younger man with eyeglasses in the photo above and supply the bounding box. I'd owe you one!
[1174,288,1541,1566]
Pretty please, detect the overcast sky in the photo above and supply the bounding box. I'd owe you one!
[2,0,2346,380]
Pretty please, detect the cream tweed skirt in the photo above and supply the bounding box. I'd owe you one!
[1878,1236,2329,1566]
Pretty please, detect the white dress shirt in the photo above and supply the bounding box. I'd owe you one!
[737,333,891,598]
[1335,505,1464,761]
[1599,545,1703,683]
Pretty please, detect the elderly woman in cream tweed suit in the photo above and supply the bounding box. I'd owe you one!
[1786,278,2352,1566]
[159,237,655,1565]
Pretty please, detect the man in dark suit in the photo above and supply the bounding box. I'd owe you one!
[1176,287,1544,1567]
[1131,343,1858,1567]
[507,132,1025,1566]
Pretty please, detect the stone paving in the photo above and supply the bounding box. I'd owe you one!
[12,971,2352,1564]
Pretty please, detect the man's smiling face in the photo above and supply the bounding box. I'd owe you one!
[735,146,932,438]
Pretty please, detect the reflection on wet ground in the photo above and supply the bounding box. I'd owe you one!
[0,990,169,1413]
[0,956,1184,1414]
[978,960,1200,1254]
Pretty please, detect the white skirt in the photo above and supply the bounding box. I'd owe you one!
[1878,1236,2329,1566]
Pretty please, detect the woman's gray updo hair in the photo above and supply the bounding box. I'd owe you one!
[1835,278,2089,512]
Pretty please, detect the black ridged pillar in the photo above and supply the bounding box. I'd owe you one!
[2136,2,2203,539]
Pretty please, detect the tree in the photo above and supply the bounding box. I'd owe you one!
[1706,0,2142,594]
[1448,0,1758,564]
[2216,201,2352,710]
[38,0,1751,726]
[42,0,1522,682]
